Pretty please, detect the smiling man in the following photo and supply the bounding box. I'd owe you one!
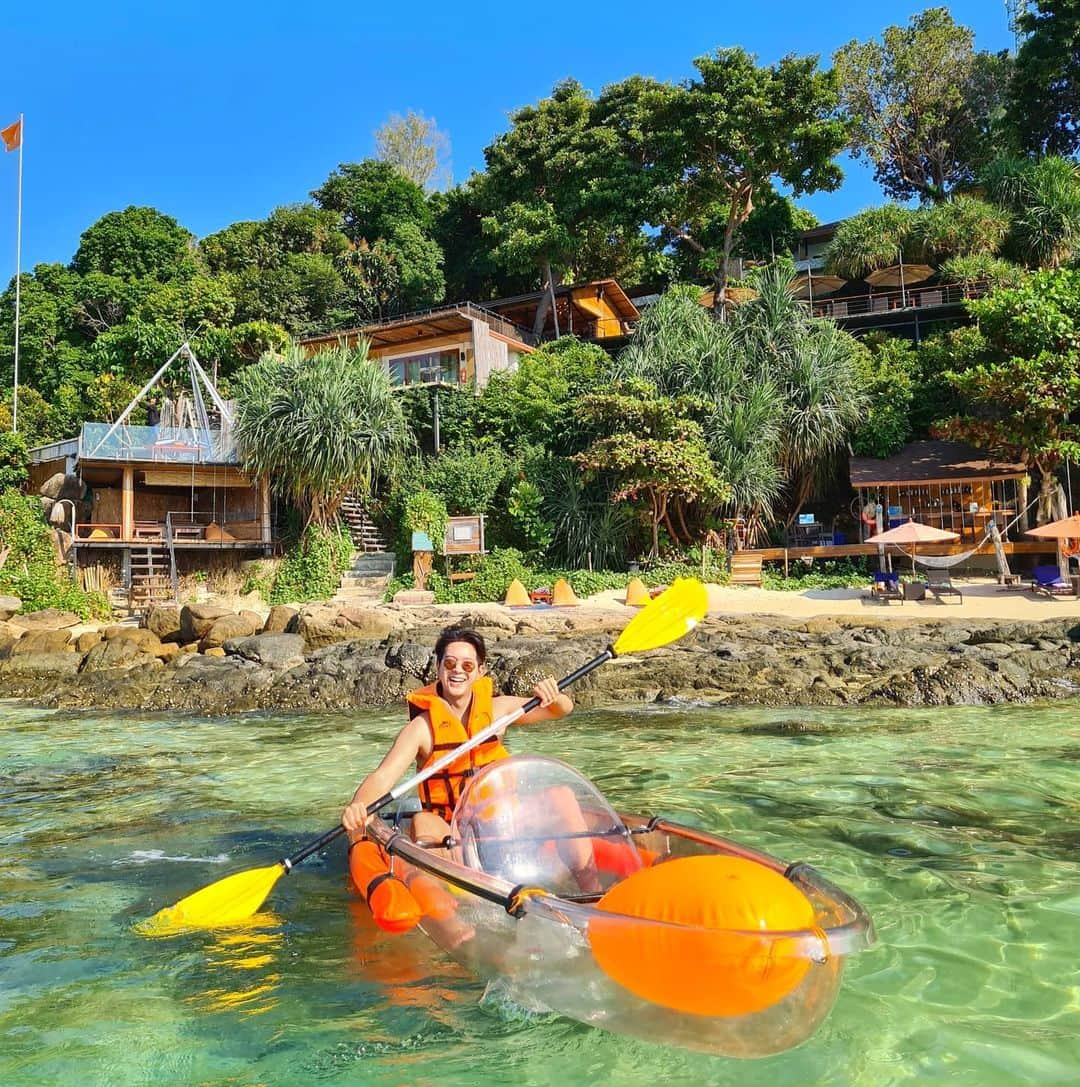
[341,626,574,848]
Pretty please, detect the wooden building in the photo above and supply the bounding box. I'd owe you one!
[299,301,535,391]
[849,441,1029,543]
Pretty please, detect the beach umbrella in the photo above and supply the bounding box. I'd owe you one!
[865,264,935,288]
[791,272,846,300]
[865,518,959,573]
[1025,513,1080,572]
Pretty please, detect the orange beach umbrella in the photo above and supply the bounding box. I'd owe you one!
[865,518,959,573]
[1025,513,1080,541]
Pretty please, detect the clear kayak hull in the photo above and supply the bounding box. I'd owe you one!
[363,757,874,1058]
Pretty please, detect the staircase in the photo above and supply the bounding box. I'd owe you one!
[129,545,176,610]
[334,551,396,605]
[339,495,390,553]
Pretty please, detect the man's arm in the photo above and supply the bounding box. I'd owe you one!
[494,676,573,726]
[342,715,429,833]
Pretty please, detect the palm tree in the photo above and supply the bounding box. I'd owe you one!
[982,155,1080,269]
[233,341,410,529]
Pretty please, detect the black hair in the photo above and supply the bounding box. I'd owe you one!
[434,626,486,665]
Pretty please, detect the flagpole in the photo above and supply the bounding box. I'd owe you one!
[12,113,23,433]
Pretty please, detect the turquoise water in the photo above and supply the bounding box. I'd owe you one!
[1,697,1078,1086]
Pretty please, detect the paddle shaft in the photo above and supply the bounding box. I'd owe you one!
[281,646,616,871]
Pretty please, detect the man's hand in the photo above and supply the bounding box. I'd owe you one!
[531,675,562,707]
[342,799,370,834]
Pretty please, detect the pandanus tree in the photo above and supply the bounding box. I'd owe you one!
[233,342,410,530]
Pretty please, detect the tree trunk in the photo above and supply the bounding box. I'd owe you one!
[714,183,754,312]
[1018,475,1030,532]
[675,498,692,544]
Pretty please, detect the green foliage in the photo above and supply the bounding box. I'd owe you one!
[911,196,1011,265]
[598,49,846,292]
[935,269,1080,478]
[0,490,109,619]
[475,336,610,455]
[834,7,1012,202]
[268,524,353,605]
[824,205,918,279]
[1009,0,1080,157]
[401,489,448,553]
[981,155,1080,269]
[762,557,873,591]
[72,206,196,281]
[543,460,637,571]
[939,254,1026,291]
[423,445,510,517]
[507,479,554,556]
[736,194,819,262]
[233,342,410,528]
[0,431,28,490]
[374,110,451,191]
[850,338,915,458]
[396,384,478,453]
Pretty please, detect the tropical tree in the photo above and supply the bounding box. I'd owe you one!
[910,196,1011,265]
[72,206,197,281]
[981,155,1080,269]
[574,380,730,558]
[834,7,1012,203]
[1008,0,1080,157]
[233,342,410,528]
[824,205,919,280]
[374,110,451,191]
[934,269,1080,517]
[598,49,846,305]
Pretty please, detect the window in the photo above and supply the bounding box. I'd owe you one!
[386,349,462,387]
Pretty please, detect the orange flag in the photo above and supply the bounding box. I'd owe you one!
[2,118,22,152]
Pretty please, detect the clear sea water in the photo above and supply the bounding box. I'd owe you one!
[1,697,1077,1086]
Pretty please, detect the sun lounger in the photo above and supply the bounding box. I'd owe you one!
[867,571,902,604]
[925,569,963,603]
[1029,565,1075,597]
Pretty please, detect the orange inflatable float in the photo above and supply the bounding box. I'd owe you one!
[588,855,817,1017]
[348,840,422,933]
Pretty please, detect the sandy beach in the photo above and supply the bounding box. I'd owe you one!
[594,578,1080,622]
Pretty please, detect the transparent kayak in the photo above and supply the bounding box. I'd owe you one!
[363,755,875,1058]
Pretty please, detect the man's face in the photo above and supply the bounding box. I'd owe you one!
[438,640,481,699]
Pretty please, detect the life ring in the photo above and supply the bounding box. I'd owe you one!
[1063,538,1080,558]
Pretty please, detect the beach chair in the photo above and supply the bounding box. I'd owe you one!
[1029,565,1074,597]
[925,568,963,604]
[868,571,902,604]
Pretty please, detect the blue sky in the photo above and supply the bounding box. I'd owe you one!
[0,2,1014,276]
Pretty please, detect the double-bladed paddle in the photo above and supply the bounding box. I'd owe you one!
[137,577,708,936]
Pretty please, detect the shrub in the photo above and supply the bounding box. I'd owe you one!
[268,523,352,604]
[762,557,873,590]
[0,490,110,619]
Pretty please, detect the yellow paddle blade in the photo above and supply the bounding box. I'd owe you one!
[612,577,708,656]
[135,863,286,937]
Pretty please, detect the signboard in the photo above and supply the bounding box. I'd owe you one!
[443,515,485,555]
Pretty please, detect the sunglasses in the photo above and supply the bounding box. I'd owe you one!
[440,657,478,674]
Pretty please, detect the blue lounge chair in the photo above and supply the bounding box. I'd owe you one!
[1029,565,1074,597]
[869,570,902,604]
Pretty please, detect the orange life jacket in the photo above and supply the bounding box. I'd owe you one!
[409,677,508,822]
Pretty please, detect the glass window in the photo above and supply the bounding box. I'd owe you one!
[386,349,461,387]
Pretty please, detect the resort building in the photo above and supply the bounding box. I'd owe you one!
[297,279,640,389]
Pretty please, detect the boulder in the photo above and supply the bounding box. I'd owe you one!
[204,646,227,657]
[392,590,435,606]
[262,605,298,634]
[158,642,180,662]
[103,626,166,657]
[199,612,261,651]
[385,641,433,679]
[224,633,306,670]
[10,609,81,631]
[291,604,398,650]
[76,631,104,653]
[39,471,85,502]
[238,609,264,631]
[145,604,182,642]
[1,650,84,676]
[81,638,159,672]
[178,642,199,655]
[179,604,234,644]
[10,628,73,655]
[0,595,21,621]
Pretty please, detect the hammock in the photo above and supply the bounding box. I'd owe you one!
[890,498,1042,570]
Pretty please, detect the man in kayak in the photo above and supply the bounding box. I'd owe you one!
[342,625,601,892]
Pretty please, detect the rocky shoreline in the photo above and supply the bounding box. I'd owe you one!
[1,598,1079,715]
